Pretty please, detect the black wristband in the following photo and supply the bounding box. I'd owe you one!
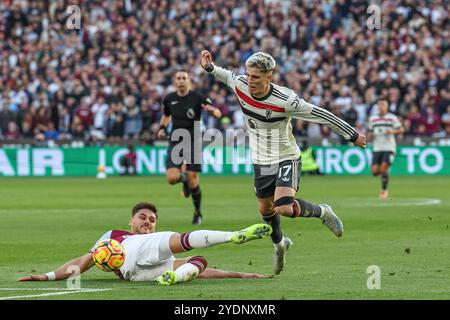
[203,64,214,72]
[349,131,359,143]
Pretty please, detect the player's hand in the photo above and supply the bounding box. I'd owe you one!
[18,274,48,281]
[200,50,212,69]
[157,129,166,140]
[201,103,214,113]
[385,129,394,135]
[353,134,367,148]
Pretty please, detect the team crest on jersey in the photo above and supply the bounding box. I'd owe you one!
[186,108,195,119]
[265,109,272,119]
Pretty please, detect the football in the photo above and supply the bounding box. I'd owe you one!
[92,239,125,272]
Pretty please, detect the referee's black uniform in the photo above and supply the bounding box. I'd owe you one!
[162,90,212,172]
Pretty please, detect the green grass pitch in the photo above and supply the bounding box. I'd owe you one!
[0,175,449,300]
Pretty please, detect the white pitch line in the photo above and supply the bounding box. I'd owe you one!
[0,288,111,300]
[0,288,106,291]
[349,198,442,207]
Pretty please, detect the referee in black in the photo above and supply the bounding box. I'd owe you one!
[157,70,222,224]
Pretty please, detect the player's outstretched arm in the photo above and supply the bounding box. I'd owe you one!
[197,267,270,279]
[200,50,237,89]
[200,50,213,71]
[287,96,366,148]
[353,134,367,148]
[18,253,95,281]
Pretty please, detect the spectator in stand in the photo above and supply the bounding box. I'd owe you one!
[441,105,450,136]
[404,105,425,136]
[423,105,442,136]
[75,97,93,131]
[20,113,35,139]
[437,88,450,116]
[5,121,19,140]
[71,116,86,140]
[0,0,448,144]
[0,100,16,135]
[107,102,125,141]
[33,106,50,139]
[91,95,110,139]
[123,95,142,140]
[58,107,72,140]
[44,122,59,141]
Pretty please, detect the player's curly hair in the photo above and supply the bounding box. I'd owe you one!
[132,202,158,219]
[245,52,276,72]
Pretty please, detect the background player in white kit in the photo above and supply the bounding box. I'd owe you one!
[200,50,366,275]
[368,99,405,199]
[19,202,272,286]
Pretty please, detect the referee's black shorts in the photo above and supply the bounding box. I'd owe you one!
[166,141,202,172]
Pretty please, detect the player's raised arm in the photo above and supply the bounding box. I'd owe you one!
[18,253,95,281]
[200,50,237,89]
[200,50,213,71]
[286,95,366,148]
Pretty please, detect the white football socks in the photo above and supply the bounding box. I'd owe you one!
[173,263,200,283]
[319,205,326,218]
[187,230,234,248]
[274,236,285,250]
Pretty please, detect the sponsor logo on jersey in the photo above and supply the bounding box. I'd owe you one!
[248,118,257,129]
[186,108,195,119]
[291,95,300,110]
[266,109,272,119]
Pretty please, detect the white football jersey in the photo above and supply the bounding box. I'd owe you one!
[92,230,175,281]
[368,113,402,152]
[209,65,359,165]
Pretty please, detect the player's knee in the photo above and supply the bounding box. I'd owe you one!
[275,204,294,217]
[187,176,199,189]
[187,256,208,273]
[167,178,178,185]
[371,168,379,176]
[259,202,274,216]
[166,175,179,185]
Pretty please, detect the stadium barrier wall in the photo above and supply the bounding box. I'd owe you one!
[0,145,449,177]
